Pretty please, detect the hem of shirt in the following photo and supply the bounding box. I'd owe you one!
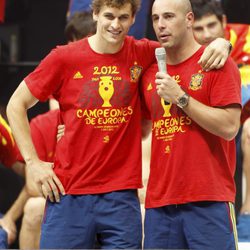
[145,195,235,209]
[64,183,143,195]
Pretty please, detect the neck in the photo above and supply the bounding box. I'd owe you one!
[166,35,201,65]
[88,34,124,54]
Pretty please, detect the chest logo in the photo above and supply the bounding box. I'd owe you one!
[130,62,143,83]
[189,72,204,91]
[99,76,114,107]
[73,71,83,79]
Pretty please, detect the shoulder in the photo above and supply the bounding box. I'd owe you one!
[125,36,159,49]
[143,63,158,77]
[54,38,85,54]
[217,57,240,77]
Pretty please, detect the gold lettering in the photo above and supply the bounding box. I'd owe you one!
[93,66,120,75]
[85,117,96,125]
[76,109,83,118]
[179,116,186,126]
[185,117,192,125]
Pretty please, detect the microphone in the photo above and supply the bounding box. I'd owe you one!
[155,47,167,73]
[155,47,169,104]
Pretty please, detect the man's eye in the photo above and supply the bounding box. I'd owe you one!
[120,16,129,21]
[152,16,159,22]
[194,28,203,32]
[105,15,114,20]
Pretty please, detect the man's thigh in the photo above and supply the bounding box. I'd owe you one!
[144,206,187,249]
[183,202,238,250]
[40,195,96,249]
[96,190,142,249]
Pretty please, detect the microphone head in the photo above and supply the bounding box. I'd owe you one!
[155,47,166,62]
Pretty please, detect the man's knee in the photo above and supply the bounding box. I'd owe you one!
[242,118,250,147]
[22,197,46,228]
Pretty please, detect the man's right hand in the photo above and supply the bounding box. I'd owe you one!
[26,159,65,202]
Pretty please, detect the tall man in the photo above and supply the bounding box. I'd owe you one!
[6,0,231,248]
[141,0,241,249]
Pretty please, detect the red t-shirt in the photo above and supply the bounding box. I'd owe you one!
[0,115,17,167]
[17,110,60,163]
[24,36,158,194]
[141,47,241,208]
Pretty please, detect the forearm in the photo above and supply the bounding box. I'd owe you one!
[242,119,250,204]
[4,187,30,222]
[243,153,250,203]
[183,96,241,140]
[7,82,39,165]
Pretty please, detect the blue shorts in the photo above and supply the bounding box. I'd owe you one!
[0,213,8,249]
[0,228,7,249]
[40,190,142,249]
[237,213,250,242]
[144,201,238,250]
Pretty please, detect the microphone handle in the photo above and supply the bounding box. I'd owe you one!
[157,61,169,105]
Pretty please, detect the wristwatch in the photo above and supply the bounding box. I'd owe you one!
[177,93,189,109]
[228,41,233,55]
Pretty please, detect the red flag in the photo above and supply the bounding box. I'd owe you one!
[0,0,5,23]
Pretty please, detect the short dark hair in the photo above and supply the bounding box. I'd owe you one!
[91,0,141,16]
[64,11,96,42]
[190,0,224,22]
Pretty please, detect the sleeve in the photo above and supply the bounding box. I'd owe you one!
[0,115,17,167]
[24,47,65,102]
[209,58,242,107]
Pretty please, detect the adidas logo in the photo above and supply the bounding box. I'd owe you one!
[147,83,153,91]
[73,71,83,79]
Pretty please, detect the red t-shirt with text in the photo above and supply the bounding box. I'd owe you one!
[141,46,241,208]
[25,36,158,194]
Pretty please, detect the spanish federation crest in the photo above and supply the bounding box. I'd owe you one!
[189,72,204,91]
[130,62,143,83]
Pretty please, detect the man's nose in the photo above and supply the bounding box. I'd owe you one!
[157,17,165,30]
[203,27,213,39]
[111,18,120,29]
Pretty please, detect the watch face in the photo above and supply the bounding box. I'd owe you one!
[179,97,187,105]
[177,93,189,108]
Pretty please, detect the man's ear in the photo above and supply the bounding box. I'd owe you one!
[131,15,136,25]
[186,11,194,28]
[93,12,98,22]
